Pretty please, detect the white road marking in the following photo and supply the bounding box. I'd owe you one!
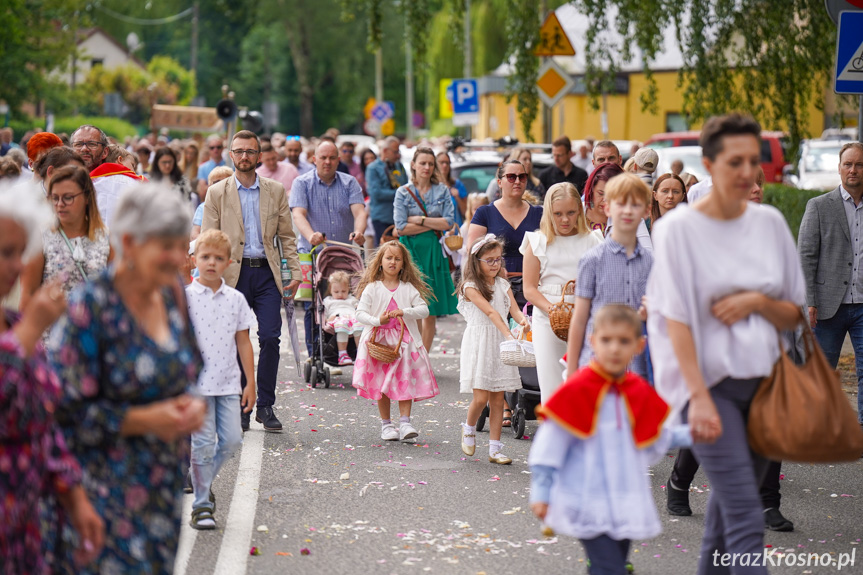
[213,422,265,575]
[174,494,196,575]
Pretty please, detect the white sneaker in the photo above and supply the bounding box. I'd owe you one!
[381,423,399,441]
[399,422,418,441]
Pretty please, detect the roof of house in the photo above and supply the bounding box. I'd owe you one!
[78,27,147,70]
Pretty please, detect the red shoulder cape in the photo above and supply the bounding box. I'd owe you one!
[536,362,670,448]
[90,163,147,181]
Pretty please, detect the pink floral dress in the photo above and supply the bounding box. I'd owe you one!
[352,291,439,401]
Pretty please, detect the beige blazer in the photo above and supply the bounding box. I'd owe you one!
[201,175,301,290]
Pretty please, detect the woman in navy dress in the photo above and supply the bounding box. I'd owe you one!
[467,159,543,309]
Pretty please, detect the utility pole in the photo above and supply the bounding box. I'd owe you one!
[406,32,414,141]
[375,47,383,138]
[190,2,199,79]
[464,0,472,140]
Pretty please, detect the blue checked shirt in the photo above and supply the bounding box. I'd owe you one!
[575,238,654,376]
[289,170,364,252]
[236,175,265,258]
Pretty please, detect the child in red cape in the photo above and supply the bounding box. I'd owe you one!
[529,304,693,575]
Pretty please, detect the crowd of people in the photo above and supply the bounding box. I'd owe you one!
[1,115,862,575]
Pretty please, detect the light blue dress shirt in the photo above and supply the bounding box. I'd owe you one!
[236,175,265,258]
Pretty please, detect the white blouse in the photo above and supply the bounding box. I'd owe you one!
[519,231,603,309]
[646,203,806,418]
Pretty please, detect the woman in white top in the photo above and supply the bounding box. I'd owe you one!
[647,114,805,575]
[521,183,603,402]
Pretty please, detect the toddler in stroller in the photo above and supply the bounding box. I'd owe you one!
[324,271,363,365]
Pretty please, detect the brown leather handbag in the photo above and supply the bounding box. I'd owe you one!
[380,225,397,245]
[747,317,863,463]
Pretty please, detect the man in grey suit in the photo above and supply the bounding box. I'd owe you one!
[798,142,863,422]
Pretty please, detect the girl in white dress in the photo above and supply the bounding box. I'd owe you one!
[323,271,363,365]
[521,182,603,402]
[457,234,528,464]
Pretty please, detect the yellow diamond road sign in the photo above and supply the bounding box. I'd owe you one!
[536,60,574,108]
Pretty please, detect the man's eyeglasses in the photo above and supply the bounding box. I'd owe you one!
[49,191,84,206]
[479,257,503,266]
[340,148,354,154]
[231,149,259,157]
[502,173,528,183]
[209,145,223,150]
[71,141,104,150]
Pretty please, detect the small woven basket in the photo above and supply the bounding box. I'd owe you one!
[444,223,463,251]
[381,225,397,245]
[500,330,536,368]
[367,317,404,364]
[548,280,576,341]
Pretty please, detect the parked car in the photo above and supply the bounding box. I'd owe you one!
[652,146,709,181]
[645,130,789,183]
[786,139,854,191]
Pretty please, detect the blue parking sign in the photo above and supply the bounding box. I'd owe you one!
[835,12,863,94]
[451,79,478,114]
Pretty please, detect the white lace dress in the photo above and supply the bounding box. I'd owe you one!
[458,277,522,393]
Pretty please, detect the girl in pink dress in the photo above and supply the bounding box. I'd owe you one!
[353,241,439,442]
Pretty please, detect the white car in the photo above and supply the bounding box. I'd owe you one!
[788,140,855,191]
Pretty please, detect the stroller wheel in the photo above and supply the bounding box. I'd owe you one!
[476,404,489,432]
[513,409,526,439]
[324,367,331,388]
[310,366,318,388]
[303,362,311,383]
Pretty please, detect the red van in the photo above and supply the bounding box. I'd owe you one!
[644,130,790,183]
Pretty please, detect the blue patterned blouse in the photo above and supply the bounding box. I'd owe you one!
[48,269,203,575]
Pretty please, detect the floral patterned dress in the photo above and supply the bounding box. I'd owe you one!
[42,228,111,299]
[48,269,203,575]
[0,310,82,575]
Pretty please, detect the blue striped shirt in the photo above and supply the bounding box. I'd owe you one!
[575,238,654,376]
[289,170,364,252]
[236,175,265,258]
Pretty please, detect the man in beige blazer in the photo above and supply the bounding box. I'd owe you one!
[202,130,300,432]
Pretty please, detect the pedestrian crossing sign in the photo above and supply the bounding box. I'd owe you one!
[535,12,575,57]
[834,11,863,94]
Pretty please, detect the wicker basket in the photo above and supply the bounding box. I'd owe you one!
[366,317,404,364]
[547,280,577,341]
[500,331,536,367]
[381,225,397,245]
[444,223,463,251]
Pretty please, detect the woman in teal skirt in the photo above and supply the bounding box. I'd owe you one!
[394,147,459,351]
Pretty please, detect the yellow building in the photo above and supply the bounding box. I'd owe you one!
[473,5,834,143]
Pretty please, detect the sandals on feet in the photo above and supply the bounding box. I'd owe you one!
[502,408,512,427]
[190,507,216,530]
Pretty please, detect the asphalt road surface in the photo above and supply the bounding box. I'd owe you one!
[174,308,863,575]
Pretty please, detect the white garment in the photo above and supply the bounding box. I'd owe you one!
[186,279,256,396]
[647,203,806,419]
[355,281,429,347]
[603,218,653,252]
[573,156,593,174]
[323,295,359,320]
[93,174,139,229]
[529,416,687,541]
[686,176,712,203]
[458,277,522,393]
[520,231,603,401]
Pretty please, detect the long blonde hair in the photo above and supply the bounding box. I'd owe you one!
[355,241,434,302]
[540,182,589,244]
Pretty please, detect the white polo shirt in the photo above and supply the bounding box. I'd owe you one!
[186,278,256,396]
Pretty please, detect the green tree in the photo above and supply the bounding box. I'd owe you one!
[572,0,840,151]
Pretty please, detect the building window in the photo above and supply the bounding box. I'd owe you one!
[91,58,104,68]
[666,113,688,132]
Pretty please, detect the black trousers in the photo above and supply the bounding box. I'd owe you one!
[670,448,782,509]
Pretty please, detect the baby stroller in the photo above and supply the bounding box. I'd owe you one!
[302,241,365,388]
[476,367,542,439]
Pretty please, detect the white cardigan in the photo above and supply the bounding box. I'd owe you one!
[356,281,430,348]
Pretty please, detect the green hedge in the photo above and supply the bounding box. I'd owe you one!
[51,116,139,141]
[763,184,824,240]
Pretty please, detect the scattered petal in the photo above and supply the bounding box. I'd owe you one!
[300,547,311,556]
[257,525,269,533]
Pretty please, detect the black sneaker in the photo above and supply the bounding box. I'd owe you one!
[255,406,283,432]
[764,507,794,532]
[241,410,250,432]
[666,482,693,516]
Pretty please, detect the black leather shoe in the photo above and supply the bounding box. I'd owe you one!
[184,471,193,494]
[241,410,250,432]
[666,483,693,516]
[255,406,283,432]
[764,507,794,532]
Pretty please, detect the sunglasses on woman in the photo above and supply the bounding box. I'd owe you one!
[502,173,528,183]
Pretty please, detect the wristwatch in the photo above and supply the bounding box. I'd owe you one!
[421,216,426,226]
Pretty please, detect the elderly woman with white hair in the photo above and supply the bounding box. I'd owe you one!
[0,190,104,574]
[48,184,206,575]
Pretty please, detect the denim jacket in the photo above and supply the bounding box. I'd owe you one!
[393,183,455,230]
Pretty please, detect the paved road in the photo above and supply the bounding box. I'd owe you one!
[174,308,863,575]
